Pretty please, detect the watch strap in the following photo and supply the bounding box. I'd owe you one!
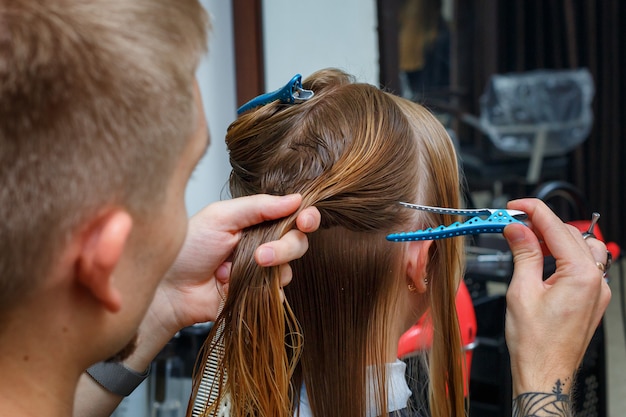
[86,361,151,397]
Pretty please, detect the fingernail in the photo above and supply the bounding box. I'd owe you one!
[301,213,313,229]
[505,225,526,243]
[257,247,275,265]
[282,193,300,202]
[215,264,229,282]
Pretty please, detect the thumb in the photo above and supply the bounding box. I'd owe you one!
[503,223,545,294]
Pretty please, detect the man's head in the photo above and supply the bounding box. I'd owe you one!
[0,0,208,311]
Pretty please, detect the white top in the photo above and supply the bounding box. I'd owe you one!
[296,359,412,417]
[193,359,413,417]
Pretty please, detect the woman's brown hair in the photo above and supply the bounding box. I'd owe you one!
[190,69,465,417]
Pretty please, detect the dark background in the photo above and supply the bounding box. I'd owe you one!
[378,0,626,248]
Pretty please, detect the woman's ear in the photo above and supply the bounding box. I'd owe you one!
[405,239,434,294]
[75,209,133,312]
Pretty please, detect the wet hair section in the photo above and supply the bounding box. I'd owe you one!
[190,68,465,417]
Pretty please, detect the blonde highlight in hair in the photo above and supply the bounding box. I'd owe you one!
[191,69,465,417]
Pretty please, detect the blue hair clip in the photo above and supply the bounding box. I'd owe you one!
[237,74,315,115]
[387,203,528,241]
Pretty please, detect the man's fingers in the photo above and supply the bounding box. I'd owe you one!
[295,206,321,233]
[278,264,293,287]
[503,223,545,294]
[583,236,611,267]
[204,194,304,232]
[255,229,309,267]
[215,262,231,284]
[507,199,589,261]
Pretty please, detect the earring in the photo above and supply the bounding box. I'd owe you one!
[424,277,429,286]
[407,283,418,293]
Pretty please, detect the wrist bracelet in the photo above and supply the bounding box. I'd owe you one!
[86,361,151,397]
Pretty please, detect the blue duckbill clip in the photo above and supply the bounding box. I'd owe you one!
[237,74,315,115]
[387,202,528,241]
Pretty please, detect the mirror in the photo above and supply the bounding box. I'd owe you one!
[397,0,453,101]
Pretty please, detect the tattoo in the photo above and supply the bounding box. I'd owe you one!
[512,379,572,417]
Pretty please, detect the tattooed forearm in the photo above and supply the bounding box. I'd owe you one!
[512,392,570,417]
[512,379,572,417]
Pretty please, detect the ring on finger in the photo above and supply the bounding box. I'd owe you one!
[604,250,612,276]
[594,250,612,278]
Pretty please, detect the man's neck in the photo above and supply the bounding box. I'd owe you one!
[0,307,84,417]
[0,348,80,417]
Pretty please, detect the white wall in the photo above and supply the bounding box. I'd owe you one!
[187,0,379,216]
[185,0,237,216]
[263,0,379,88]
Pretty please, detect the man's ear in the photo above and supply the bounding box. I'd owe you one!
[406,239,434,294]
[76,209,133,313]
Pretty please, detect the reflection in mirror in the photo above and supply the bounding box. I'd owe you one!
[397,0,452,102]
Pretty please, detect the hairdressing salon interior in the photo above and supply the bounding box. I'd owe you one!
[111,1,626,416]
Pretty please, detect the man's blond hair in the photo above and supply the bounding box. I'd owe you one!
[0,0,209,310]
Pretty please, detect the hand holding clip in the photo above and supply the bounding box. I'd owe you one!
[502,199,611,403]
[386,202,528,241]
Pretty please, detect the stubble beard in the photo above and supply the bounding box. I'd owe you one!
[105,333,138,363]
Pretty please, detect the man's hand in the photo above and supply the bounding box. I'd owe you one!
[503,199,611,416]
[152,193,319,339]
